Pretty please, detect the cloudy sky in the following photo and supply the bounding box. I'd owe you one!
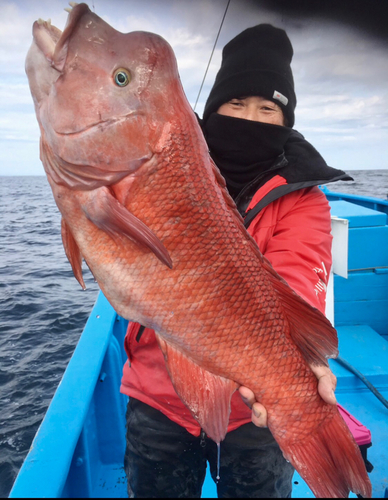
[1,0,388,176]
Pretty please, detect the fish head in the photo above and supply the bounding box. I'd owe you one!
[26,3,184,188]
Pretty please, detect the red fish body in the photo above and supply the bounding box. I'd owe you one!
[25,4,371,497]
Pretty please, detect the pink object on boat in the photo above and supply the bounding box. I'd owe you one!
[338,404,372,446]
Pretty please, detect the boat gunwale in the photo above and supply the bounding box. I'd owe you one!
[9,293,118,498]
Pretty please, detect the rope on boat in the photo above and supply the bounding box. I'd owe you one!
[335,356,388,410]
[193,0,231,111]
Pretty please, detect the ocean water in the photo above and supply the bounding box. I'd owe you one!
[0,170,387,497]
[0,176,100,497]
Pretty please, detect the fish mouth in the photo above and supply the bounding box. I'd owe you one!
[32,3,91,74]
[54,111,140,136]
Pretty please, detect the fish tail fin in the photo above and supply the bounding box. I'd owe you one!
[283,410,371,498]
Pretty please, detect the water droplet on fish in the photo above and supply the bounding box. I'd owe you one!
[216,442,221,483]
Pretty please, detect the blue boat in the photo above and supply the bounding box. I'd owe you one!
[9,188,388,498]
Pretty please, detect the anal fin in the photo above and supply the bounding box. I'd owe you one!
[156,335,238,443]
[61,218,86,289]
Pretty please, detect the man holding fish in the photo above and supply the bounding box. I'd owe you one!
[26,4,371,496]
[121,24,350,498]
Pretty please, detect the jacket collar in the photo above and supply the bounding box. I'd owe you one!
[235,129,352,218]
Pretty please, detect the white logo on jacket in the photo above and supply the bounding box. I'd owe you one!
[313,262,328,296]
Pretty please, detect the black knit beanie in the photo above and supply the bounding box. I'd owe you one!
[203,24,296,128]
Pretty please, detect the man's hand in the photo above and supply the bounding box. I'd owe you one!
[239,364,337,428]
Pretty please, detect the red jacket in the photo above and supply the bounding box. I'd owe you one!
[120,180,333,437]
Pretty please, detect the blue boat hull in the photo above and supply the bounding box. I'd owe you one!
[9,190,388,498]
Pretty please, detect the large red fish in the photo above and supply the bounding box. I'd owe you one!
[25,4,371,497]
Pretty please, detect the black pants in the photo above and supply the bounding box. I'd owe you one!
[124,398,294,498]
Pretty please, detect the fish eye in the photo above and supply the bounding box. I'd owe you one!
[114,68,131,87]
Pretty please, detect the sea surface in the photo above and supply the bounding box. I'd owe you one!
[1,171,387,498]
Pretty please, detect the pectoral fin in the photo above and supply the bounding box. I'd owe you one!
[82,187,172,269]
[156,335,238,443]
[61,217,86,289]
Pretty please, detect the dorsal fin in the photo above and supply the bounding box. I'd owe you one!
[261,256,338,365]
[209,156,338,366]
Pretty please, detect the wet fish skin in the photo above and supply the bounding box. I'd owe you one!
[25,4,371,498]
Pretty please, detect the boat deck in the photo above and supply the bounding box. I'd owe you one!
[292,325,388,498]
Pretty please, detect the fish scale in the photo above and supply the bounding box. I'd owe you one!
[124,148,329,442]
[25,3,371,497]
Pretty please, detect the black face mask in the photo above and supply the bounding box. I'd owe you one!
[203,113,291,198]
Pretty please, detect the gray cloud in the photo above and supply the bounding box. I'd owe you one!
[1,0,387,175]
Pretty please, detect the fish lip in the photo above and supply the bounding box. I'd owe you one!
[53,110,140,136]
